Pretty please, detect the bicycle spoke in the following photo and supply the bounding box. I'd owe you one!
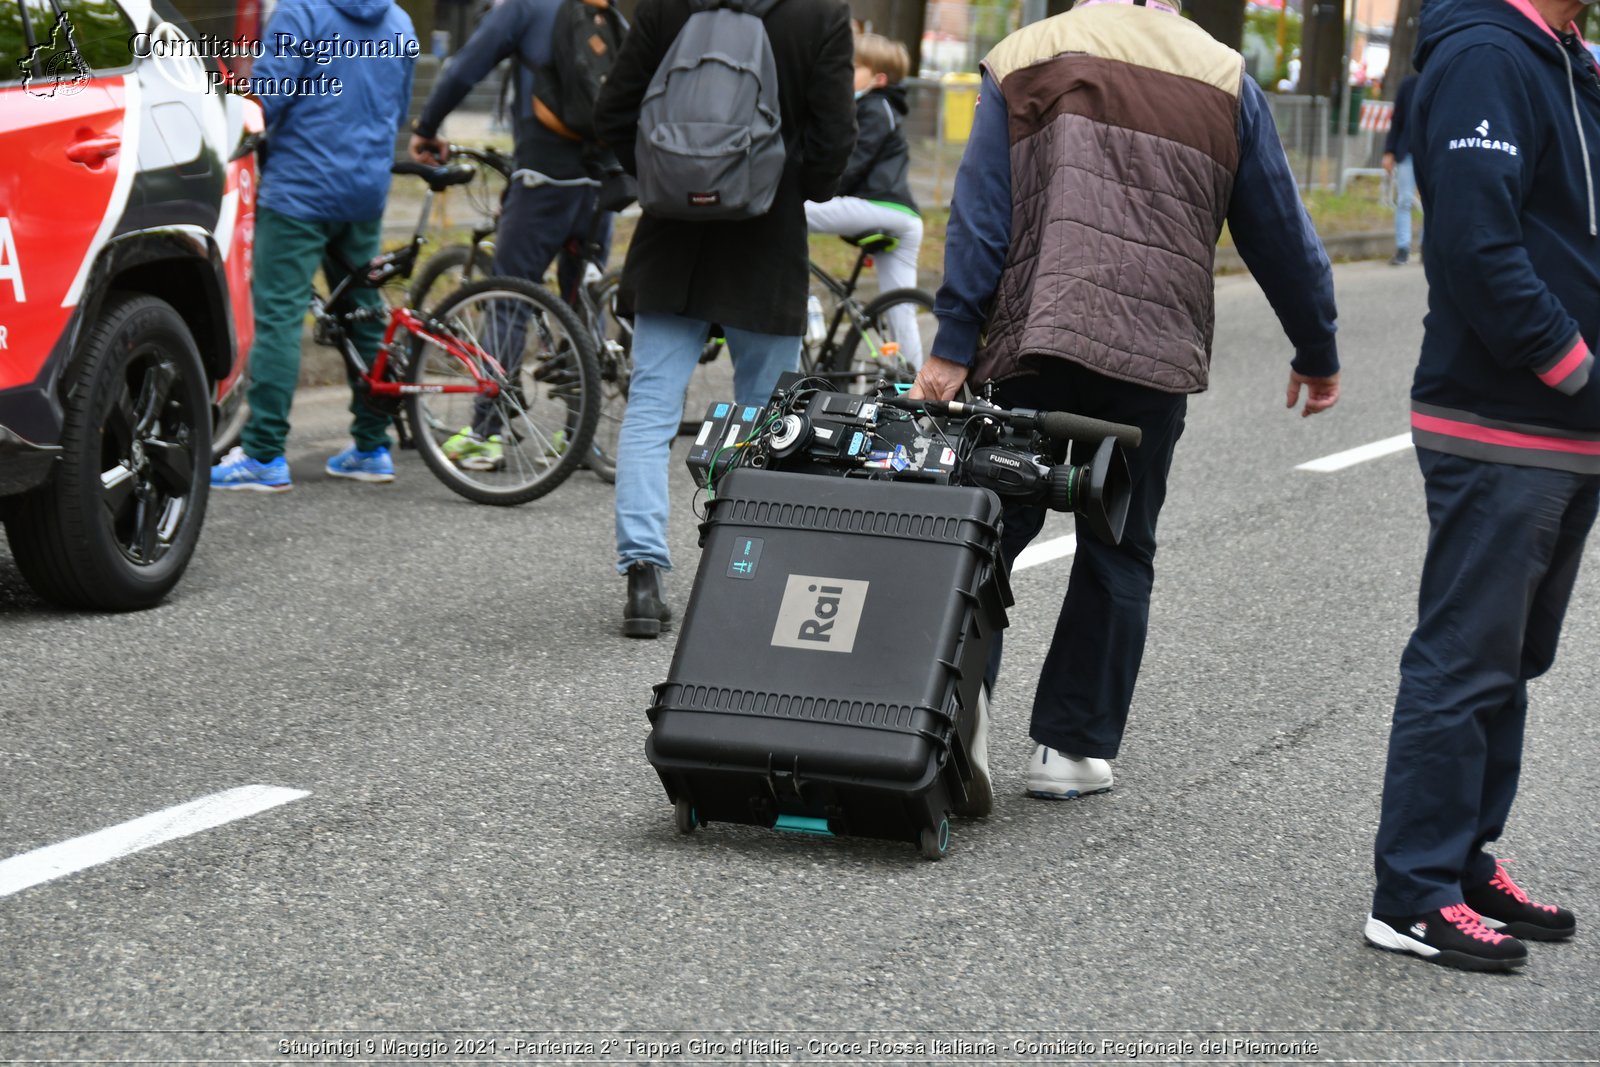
[403,276,595,504]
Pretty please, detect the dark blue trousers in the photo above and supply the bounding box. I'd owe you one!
[492,180,610,300]
[988,361,1188,760]
[1373,448,1599,916]
[472,181,611,436]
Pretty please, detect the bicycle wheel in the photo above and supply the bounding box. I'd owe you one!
[834,287,936,393]
[410,242,494,312]
[406,276,600,505]
[586,272,632,484]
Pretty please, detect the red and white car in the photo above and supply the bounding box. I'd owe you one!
[0,0,258,609]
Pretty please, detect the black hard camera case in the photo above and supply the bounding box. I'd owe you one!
[645,468,1011,859]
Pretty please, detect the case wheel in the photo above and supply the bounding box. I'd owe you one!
[674,799,699,835]
[919,819,950,861]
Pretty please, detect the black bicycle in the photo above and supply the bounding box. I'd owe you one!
[801,233,935,393]
[407,144,515,313]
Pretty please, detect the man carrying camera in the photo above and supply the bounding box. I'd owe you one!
[912,0,1340,799]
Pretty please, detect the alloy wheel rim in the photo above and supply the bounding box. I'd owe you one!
[98,350,199,566]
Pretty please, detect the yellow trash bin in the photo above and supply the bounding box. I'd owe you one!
[941,71,982,144]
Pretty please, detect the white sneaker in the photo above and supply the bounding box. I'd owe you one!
[1025,744,1113,800]
[952,686,993,818]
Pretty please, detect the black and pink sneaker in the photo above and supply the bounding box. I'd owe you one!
[1365,904,1529,971]
[1464,862,1576,942]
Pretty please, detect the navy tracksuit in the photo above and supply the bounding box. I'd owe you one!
[1374,451,1598,914]
[1371,0,1600,915]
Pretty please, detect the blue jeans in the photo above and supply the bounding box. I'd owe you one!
[1394,156,1418,252]
[614,313,799,573]
[1372,448,1599,916]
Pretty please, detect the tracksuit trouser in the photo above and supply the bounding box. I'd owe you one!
[242,205,392,460]
[1372,447,1599,915]
[986,361,1188,760]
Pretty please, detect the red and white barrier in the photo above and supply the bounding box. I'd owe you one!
[1358,100,1394,133]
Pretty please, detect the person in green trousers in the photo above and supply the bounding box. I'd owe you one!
[211,0,417,492]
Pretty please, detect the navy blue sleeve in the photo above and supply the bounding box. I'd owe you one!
[931,68,1012,367]
[1418,46,1590,392]
[1227,76,1340,378]
[1382,75,1414,157]
[414,0,530,138]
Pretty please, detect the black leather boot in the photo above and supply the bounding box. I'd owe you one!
[623,562,673,638]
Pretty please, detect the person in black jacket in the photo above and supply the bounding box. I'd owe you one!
[1381,73,1420,265]
[805,34,925,367]
[1364,0,1596,972]
[593,0,855,637]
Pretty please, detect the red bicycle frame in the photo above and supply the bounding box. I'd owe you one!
[363,306,505,399]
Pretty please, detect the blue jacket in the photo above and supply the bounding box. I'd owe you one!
[933,68,1337,381]
[253,0,417,222]
[414,0,587,178]
[1408,0,1600,472]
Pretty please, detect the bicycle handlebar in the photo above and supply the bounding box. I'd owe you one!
[445,144,514,171]
[511,168,602,189]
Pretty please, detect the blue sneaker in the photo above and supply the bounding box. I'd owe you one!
[212,447,292,492]
[325,443,395,483]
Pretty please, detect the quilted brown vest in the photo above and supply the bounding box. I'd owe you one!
[975,5,1244,393]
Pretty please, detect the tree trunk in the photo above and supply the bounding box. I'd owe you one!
[1187,0,1245,50]
[850,0,929,73]
[1382,0,1421,96]
[1299,0,1346,100]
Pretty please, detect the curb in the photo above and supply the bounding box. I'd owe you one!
[1215,230,1400,274]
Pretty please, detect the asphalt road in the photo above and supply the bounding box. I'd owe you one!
[2,262,1596,1065]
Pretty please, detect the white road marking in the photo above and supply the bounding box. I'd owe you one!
[1014,534,1077,572]
[0,785,309,898]
[1006,433,1411,571]
[1296,432,1413,472]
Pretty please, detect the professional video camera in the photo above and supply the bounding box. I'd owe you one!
[685,376,1141,544]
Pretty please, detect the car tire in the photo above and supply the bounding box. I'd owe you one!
[6,293,212,610]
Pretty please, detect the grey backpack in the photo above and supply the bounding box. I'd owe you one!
[634,0,786,220]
